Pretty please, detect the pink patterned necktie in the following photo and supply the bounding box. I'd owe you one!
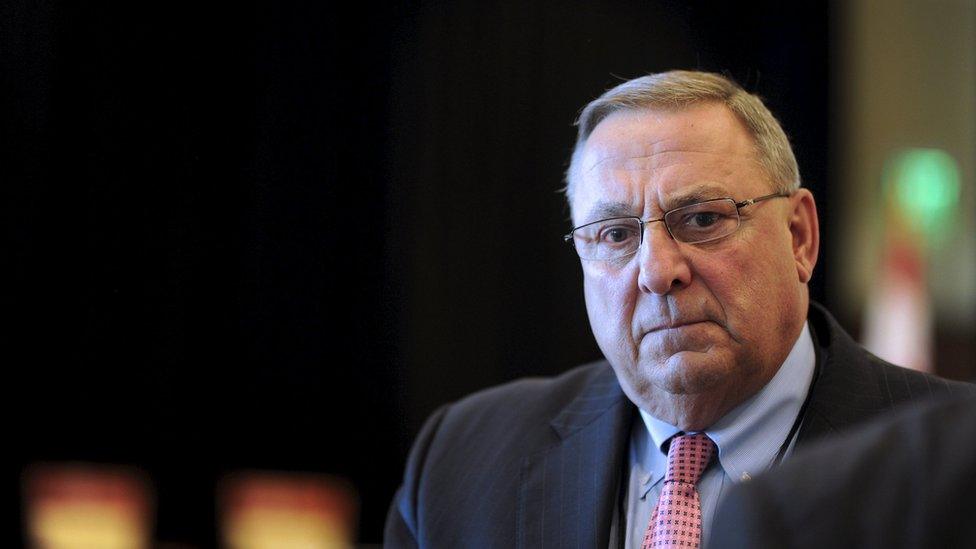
[641,433,716,549]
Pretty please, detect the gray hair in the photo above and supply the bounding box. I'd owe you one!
[565,70,800,207]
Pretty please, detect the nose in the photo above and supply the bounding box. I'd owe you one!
[637,221,693,295]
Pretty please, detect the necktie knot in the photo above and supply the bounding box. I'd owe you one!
[663,433,715,485]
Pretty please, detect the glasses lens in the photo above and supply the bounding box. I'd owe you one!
[664,199,740,244]
[572,218,641,260]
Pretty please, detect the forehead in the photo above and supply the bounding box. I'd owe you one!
[573,103,767,222]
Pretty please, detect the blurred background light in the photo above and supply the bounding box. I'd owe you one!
[838,0,975,380]
[218,471,358,549]
[884,148,961,246]
[23,463,153,549]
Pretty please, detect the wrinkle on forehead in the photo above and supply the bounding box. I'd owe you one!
[582,138,672,174]
[580,104,763,176]
[582,135,757,176]
[583,149,742,180]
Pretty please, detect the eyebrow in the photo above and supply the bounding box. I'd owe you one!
[582,184,732,224]
[663,184,731,210]
[583,201,636,223]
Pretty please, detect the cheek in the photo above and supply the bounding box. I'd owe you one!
[583,265,638,333]
[697,239,795,335]
[699,255,756,314]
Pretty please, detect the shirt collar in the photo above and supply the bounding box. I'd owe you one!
[634,321,816,491]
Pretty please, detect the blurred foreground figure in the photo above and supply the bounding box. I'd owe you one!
[710,394,976,549]
[385,70,975,549]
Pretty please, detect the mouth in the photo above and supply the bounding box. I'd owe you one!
[643,319,714,335]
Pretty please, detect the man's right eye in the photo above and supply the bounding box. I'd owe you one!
[599,225,638,245]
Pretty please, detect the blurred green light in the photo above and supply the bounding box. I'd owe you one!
[883,148,960,244]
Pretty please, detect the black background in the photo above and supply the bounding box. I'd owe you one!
[6,1,836,545]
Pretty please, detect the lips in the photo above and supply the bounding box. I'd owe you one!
[635,301,726,341]
[644,319,712,334]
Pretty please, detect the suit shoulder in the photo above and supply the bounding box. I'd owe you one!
[409,360,617,460]
[842,344,975,405]
[875,358,974,397]
[809,301,974,405]
[448,359,613,416]
[431,360,619,444]
[801,302,974,443]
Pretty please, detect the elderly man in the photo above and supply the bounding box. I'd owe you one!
[384,71,974,549]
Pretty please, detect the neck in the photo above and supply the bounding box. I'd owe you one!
[641,391,744,432]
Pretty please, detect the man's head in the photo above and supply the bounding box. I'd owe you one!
[566,71,819,430]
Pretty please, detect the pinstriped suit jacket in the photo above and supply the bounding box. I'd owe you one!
[385,303,975,548]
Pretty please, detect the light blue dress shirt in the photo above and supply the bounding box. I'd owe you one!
[623,322,816,548]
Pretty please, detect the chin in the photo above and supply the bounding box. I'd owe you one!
[651,351,734,395]
[611,349,764,430]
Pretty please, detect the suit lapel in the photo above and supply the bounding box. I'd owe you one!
[517,366,633,549]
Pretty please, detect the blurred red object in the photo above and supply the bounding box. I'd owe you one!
[218,470,358,549]
[23,462,153,549]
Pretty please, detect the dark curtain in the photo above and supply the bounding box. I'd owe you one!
[5,1,831,544]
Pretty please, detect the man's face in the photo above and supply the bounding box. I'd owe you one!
[572,103,815,430]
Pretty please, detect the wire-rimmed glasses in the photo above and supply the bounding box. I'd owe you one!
[564,192,791,261]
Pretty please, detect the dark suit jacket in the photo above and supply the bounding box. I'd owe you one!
[709,393,976,549]
[385,303,975,548]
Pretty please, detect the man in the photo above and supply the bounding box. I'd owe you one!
[385,71,974,548]
[709,393,976,549]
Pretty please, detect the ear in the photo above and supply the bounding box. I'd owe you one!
[788,189,819,284]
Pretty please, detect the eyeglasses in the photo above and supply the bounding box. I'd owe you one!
[564,191,791,261]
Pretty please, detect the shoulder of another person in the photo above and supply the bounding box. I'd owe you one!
[710,394,976,549]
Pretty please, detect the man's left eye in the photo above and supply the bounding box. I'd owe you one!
[690,212,720,227]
